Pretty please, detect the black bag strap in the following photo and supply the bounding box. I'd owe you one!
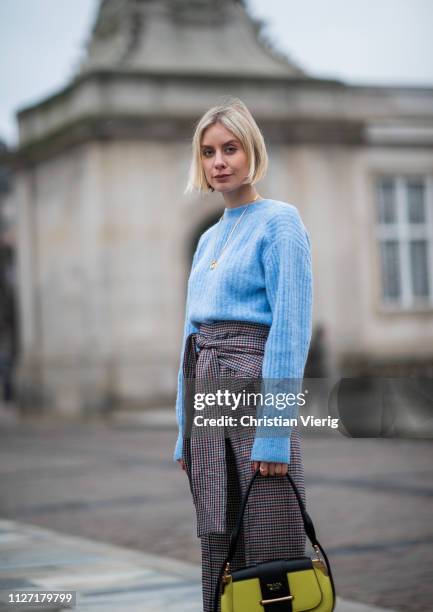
[213,468,336,612]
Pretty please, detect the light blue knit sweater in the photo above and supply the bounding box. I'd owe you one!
[173,198,313,464]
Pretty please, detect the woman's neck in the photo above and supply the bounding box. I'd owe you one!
[222,184,260,209]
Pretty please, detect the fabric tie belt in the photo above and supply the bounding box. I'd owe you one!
[182,320,270,536]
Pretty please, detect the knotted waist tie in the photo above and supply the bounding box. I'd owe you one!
[182,320,270,536]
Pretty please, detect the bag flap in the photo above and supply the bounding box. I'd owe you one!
[231,559,324,611]
[231,557,313,582]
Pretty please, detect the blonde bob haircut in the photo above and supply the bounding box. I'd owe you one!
[184,97,268,194]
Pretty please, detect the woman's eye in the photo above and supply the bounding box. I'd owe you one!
[201,147,236,157]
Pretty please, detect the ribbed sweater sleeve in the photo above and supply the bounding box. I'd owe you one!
[250,214,313,464]
[173,248,201,462]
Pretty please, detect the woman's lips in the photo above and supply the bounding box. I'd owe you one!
[215,175,231,181]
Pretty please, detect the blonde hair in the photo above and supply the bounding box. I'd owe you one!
[184,97,268,194]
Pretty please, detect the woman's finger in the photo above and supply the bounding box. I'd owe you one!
[251,461,288,476]
[259,462,268,476]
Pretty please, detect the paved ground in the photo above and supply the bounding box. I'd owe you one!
[0,518,394,612]
[0,404,432,611]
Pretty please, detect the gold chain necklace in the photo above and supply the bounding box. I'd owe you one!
[210,195,262,270]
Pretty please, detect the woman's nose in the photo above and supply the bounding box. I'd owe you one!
[214,153,226,168]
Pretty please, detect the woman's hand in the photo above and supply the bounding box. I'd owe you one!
[252,461,288,476]
[177,458,186,471]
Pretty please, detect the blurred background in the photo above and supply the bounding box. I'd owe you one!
[0,1,432,611]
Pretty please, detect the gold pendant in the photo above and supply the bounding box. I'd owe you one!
[210,260,217,270]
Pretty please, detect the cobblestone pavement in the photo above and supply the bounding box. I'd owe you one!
[0,407,432,611]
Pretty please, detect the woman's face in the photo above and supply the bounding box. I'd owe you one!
[200,122,250,193]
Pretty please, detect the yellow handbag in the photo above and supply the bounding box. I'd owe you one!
[214,468,336,612]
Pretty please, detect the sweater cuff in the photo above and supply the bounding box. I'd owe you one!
[173,432,183,462]
[250,435,291,464]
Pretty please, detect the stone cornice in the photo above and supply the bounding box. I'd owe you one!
[16,70,335,118]
[18,70,433,120]
[12,113,433,167]
[14,73,433,163]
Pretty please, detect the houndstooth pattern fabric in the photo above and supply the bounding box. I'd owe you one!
[182,320,269,537]
[180,320,307,612]
[197,430,305,612]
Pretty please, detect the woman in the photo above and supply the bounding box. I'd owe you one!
[173,97,313,612]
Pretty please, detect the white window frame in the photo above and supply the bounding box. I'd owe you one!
[375,173,433,311]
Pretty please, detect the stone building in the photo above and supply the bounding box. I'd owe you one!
[10,0,433,416]
[0,140,17,403]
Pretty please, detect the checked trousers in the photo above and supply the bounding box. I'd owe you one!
[181,321,307,612]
